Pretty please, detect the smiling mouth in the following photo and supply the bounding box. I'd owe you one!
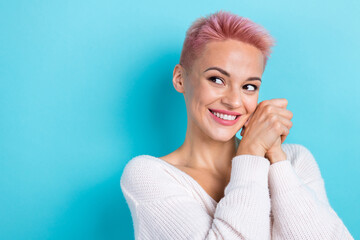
[209,109,241,121]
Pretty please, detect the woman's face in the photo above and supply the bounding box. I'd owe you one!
[178,39,265,142]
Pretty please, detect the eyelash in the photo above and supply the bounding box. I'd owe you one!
[207,76,258,91]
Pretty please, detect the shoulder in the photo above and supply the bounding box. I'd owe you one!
[120,155,189,202]
[281,143,322,181]
[120,155,167,187]
[121,155,158,172]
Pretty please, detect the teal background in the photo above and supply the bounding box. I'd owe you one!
[1,0,359,239]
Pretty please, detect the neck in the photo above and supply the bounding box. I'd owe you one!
[177,121,240,176]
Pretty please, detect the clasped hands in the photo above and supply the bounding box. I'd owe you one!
[237,98,293,165]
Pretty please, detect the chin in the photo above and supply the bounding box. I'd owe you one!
[207,130,237,142]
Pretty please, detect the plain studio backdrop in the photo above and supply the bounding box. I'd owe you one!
[0,0,359,239]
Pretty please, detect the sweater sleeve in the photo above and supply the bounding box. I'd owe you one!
[268,144,354,240]
[120,155,271,240]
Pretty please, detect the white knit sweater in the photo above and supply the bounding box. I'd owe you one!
[120,143,354,239]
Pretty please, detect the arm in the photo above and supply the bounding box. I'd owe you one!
[268,144,354,240]
[120,155,272,240]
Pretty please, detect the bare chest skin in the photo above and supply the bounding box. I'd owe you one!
[161,155,231,203]
[178,166,230,203]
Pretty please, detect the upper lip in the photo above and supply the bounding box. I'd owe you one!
[209,108,241,116]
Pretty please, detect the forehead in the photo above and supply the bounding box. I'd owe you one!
[194,39,265,75]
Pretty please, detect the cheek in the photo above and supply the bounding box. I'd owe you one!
[183,81,195,105]
[191,82,218,104]
[242,95,259,113]
[184,85,207,113]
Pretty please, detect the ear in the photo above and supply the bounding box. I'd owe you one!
[172,64,186,93]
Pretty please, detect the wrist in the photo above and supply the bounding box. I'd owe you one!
[237,144,266,157]
[266,151,287,164]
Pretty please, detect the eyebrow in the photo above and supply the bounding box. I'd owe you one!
[203,66,262,82]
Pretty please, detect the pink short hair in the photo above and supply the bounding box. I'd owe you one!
[179,10,275,73]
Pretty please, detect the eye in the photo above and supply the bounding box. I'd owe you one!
[208,76,224,85]
[243,84,258,91]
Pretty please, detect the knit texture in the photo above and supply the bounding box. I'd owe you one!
[120,143,354,239]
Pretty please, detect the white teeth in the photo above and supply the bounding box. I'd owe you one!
[212,111,236,120]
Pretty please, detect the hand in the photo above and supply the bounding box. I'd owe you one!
[265,137,288,164]
[237,98,293,161]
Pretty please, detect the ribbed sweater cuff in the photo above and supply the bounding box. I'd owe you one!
[268,160,302,195]
[228,155,270,189]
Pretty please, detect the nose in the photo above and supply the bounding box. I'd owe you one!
[221,87,242,109]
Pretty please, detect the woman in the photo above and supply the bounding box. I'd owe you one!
[120,11,354,239]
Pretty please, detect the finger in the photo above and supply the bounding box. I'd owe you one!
[243,106,292,131]
[261,98,288,109]
[269,106,293,120]
[278,124,290,140]
[242,117,250,129]
[244,117,250,128]
[245,101,262,128]
[273,115,293,130]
